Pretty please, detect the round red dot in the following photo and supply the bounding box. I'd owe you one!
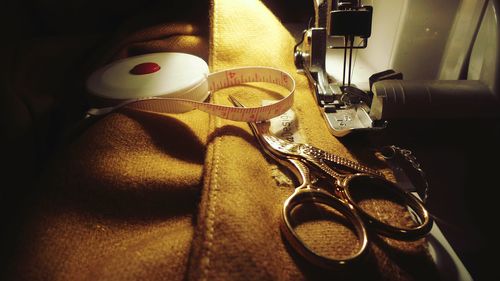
[130,62,161,75]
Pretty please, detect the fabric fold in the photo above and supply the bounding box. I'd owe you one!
[187,1,439,280]
[8,2,441,281]
[8,21,209,281]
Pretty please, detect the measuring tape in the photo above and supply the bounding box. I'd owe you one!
[86,52,295,122]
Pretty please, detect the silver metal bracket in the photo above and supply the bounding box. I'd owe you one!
[294,1,385,137]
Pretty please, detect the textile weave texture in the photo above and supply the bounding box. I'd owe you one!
[7,1,439,280]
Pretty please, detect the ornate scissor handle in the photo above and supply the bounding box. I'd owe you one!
[261,134,383,177]
[281,185,369,269]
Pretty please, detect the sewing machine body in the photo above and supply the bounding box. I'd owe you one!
[295,0,500,136]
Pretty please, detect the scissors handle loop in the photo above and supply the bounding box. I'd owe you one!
[304,157,433,240]
[281,187,369,268]
[343,174,433,240]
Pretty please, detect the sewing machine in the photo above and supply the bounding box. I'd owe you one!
[294,0,500,137]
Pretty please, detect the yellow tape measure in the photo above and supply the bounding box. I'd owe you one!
[86,52,295,122]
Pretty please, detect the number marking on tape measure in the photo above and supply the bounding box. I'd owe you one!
[87,66,295,122]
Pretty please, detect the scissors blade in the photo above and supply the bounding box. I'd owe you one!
[228,96,383,178]
[260,132,384,177]
[227,96,276,154]
[228,96,307,180]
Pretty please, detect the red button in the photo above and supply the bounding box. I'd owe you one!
[130,62,161,75]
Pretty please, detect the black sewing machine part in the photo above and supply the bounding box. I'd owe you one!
[370,79,499,120]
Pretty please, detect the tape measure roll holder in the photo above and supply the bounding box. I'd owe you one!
[86,52,295,122]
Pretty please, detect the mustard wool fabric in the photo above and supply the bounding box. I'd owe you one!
[8,1,440,280]
[189,0,438,280]
[9,21,209,281]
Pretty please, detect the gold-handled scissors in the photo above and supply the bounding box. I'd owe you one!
[229,96,433,269]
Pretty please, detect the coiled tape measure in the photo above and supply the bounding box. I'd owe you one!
[86,52,295,122]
